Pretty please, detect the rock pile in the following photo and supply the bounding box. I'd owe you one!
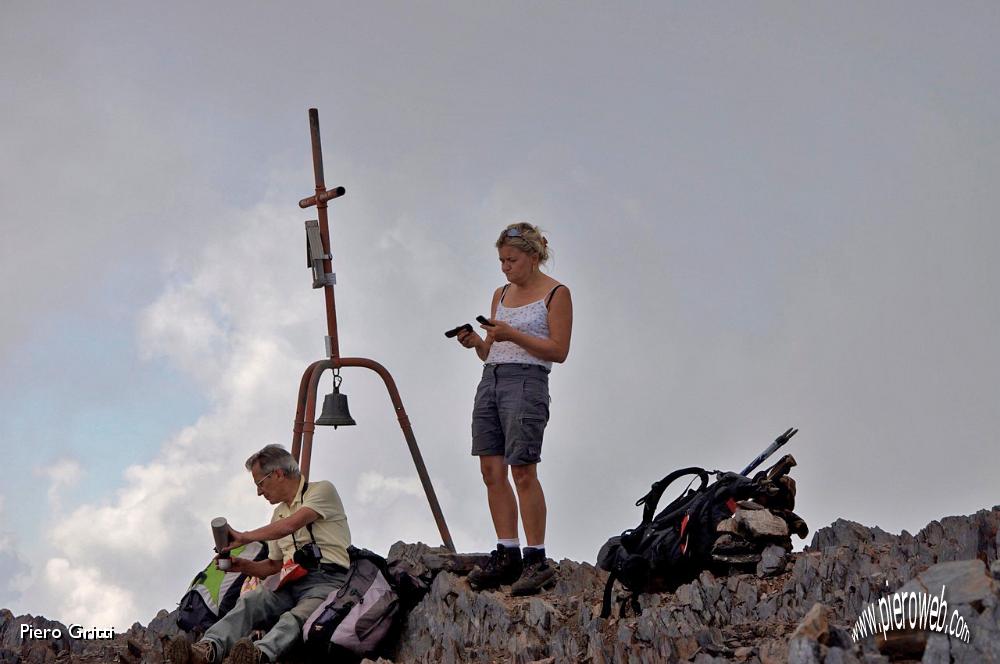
[2,507,998,663]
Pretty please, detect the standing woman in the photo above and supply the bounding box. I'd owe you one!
[456,222,573,595]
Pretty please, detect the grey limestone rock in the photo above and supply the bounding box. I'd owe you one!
[3,507,1000,663]
[759,544,789,577]
[736,508,790,539]
[898,558,997,605]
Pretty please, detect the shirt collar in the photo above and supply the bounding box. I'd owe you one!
[286,475,306,509]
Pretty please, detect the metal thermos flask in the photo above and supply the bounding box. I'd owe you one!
[211,517,232,571]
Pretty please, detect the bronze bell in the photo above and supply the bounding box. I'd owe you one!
[316,373,356,428]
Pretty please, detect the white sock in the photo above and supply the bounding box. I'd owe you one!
[498,538,520,549]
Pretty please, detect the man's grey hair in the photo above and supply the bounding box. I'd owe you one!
[245,444,301,478]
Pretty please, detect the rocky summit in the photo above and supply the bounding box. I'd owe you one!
[2,507,998,664]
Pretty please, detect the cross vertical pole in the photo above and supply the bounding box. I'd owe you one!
[293,108,456,552]
[301,108,344,360]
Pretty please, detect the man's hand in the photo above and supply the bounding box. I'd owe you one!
[215,556,281,579]
[221,525,250,553]
[216,555,249,575]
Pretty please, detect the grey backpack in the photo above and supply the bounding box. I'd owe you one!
[302,546,400,658]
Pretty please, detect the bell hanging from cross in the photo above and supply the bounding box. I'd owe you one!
[316,370,357,428]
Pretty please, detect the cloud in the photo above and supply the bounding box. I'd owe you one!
[43,559,135,629]
[356,472,425,507]
[12,163,495,623]
[0,495,30,609]
[5,2,1000,629]
[0,193,310,623]
[34,458,83,513]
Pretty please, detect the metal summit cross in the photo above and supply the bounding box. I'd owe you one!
[291,108,455,552]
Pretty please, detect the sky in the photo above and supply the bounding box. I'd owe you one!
[2,2,998,630]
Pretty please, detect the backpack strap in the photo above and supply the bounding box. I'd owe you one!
[601,573,642,620]
[544,284,564,308]
[499,284,510,304]
[600,572,617,619]
[635,467,709,525]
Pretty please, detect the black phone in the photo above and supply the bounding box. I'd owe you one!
[444,323,473,338]
[476,315,495,327]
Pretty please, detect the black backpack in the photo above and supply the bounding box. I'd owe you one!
[177,541,271,633]
[597,467,762,618]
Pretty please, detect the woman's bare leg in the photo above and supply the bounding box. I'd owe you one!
[480,455,518,539]
[511,463,546,546]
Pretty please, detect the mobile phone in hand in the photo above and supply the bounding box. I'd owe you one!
[445,323,474,338]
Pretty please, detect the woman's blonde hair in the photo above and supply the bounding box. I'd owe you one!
[495,222,550,264]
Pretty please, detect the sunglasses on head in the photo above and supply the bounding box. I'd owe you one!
[505,228,525,238]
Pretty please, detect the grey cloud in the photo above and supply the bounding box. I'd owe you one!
[3,3,999,624]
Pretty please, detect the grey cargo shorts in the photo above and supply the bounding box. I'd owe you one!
[471,363,551,465]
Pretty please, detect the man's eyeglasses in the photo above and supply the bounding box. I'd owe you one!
[255,471,274,488]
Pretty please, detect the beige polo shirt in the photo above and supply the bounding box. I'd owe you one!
[267,476,351,569]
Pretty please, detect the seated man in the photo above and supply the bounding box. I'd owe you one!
[169,444,351,664]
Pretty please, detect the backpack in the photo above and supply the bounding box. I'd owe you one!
[597,467,763,618]
[177,541,270,632]
[302,546,401,659]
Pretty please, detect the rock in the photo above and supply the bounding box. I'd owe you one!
[676,582,705,613]
[759,637,788,664]
[808,519,895,551]
[717,518,741,534]
[758,544,788,577]
[713,533,762,565]
[387,541,487,576]
[920,632,950,664]
[787,635,820,664]
[736,508,790,538]
[899,559,996,605]
[791,603,830,643]
[3,508,1000,664]
[876,631,927,660]
[824,646,862,663]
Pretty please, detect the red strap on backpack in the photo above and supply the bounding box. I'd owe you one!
[679,514,691,554]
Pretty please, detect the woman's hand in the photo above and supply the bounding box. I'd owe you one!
[482,318,515,343]
[456,328,482,350]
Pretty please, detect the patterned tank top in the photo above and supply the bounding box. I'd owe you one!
[485,284,564,369]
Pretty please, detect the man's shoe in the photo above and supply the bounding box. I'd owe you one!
[510,549,556,596]
[166,636,217,664]
[468,545,523,590]
[228,637,267,664]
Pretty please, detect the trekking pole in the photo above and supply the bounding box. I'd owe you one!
[740,427,798,477]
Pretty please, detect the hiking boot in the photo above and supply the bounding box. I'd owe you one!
[228,637,268,664]
[468,545,522,590]
[511,549,556,596]
[166,636,217,664]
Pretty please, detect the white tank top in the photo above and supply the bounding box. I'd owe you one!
[485,285,562,369]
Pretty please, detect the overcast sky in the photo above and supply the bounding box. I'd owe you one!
[2,2,998,629]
